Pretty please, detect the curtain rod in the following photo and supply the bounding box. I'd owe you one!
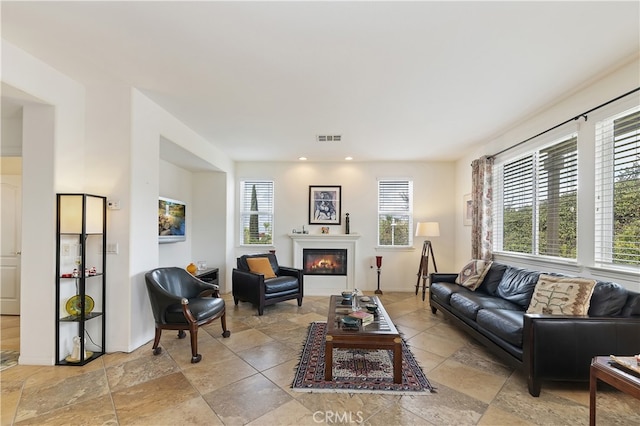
[489,87,640,158]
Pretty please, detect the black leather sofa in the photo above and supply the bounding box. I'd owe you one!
[429,262,640,396]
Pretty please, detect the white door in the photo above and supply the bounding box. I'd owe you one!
[1,175,22,315]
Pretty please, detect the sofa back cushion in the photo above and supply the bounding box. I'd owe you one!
[496,266,541,309]
[477,263,508,296]
[588,281,630,317]
[621,292,640,317]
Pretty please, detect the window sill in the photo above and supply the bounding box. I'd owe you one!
[492,252,582,273]
[375,246,415,252]
[587,265,640,281]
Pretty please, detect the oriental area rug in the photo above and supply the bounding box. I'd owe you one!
[291,322,436,394]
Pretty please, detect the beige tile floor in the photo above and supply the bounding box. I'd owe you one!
[1,292,639,425]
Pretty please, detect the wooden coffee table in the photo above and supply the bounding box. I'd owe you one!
[590,356,640,426]
[324,295,402,383]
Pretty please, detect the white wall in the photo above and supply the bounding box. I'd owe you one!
[235,161,457,292]
[129,90,236,351]
[2,40,86,365]
[455,57,640,290]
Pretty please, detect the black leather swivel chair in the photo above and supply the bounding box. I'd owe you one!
[145,267,230,363]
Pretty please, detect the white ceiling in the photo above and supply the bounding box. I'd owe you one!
[2,1,639,162]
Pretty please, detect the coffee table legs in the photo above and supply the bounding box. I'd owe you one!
[393,339,402,384]
[324,337,334,382]
[324,336,402,384]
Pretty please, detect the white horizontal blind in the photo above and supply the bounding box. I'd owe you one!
[494,134,578,260]
[378,179,413,246]
[240,180,274,245]
[595,107,640,266]
[500,155,534,254]
[537,136,578,258]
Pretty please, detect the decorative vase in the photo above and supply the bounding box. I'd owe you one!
[186,262,197,274]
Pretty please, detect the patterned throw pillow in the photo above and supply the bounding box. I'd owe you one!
[246,257,276,279]
[526,274,596,315]
[455,259,493,291]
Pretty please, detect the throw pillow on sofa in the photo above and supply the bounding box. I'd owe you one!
[455,259,493,291]
[526,274,596,316]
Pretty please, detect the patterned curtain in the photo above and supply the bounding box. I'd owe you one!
[471,156,494,260]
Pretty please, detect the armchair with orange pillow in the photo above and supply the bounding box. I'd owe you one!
[232,253,304,315]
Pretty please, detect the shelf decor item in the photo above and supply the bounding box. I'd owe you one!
[56,193,106,366]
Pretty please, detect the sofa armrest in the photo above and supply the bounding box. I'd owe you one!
[430,273,458,284]
[523,314,640,396]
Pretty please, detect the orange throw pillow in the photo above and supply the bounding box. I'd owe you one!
[246,257,276,279]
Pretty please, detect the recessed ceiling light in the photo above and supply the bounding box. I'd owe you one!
[345,156,353,161]
[298,157,307,161]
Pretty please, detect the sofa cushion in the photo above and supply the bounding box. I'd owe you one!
[622,292,640,317]
[476,308,524,347]
[450,292,523,320]
[477,263,508,296]
[456,259,493,291]
[497,266,541,309]
[526,275,596,316]
[264,276,299,294]
[589,281,629,317]
[430,282,462,304]
[246,257,277,279]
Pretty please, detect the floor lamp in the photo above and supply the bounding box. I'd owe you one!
[415,222,439,301]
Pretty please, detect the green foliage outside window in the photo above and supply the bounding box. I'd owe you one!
[613,162,640,264]
[379,215,410,246]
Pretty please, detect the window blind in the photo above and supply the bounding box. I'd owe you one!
[537,137,578,258]
[240,180,274,245]
[595,107,640,266]
[378,180,413,246]
[494,134,578,259]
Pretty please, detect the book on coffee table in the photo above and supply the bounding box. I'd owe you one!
[348,310,374,324]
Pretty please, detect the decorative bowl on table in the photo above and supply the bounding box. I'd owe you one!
[341,291,352,300]
[365,303,378,313]
[340,316,359,327]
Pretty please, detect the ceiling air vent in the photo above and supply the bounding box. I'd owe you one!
[317,135,342,142]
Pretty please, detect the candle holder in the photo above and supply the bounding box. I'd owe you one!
[375,256,383,295]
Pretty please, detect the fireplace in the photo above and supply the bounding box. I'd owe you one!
[303,249,347,276]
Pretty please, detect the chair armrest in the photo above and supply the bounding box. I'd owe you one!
[430,273,458,284]
[232,268,266,304]
[278,266,302,278]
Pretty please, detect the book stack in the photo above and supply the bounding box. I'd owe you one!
[348,310,374,326]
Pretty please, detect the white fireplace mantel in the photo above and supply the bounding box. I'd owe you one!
[289,233,360,295]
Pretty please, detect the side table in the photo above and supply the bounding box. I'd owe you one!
[589,356,640,426]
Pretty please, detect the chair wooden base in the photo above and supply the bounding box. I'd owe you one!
[151,309,230,363]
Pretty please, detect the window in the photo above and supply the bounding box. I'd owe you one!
[595,106,640,267]
[240,180,274,245]
[494,134,578,259]
[378,179,413,246]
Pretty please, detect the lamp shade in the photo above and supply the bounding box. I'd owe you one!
[415,222,440,237]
